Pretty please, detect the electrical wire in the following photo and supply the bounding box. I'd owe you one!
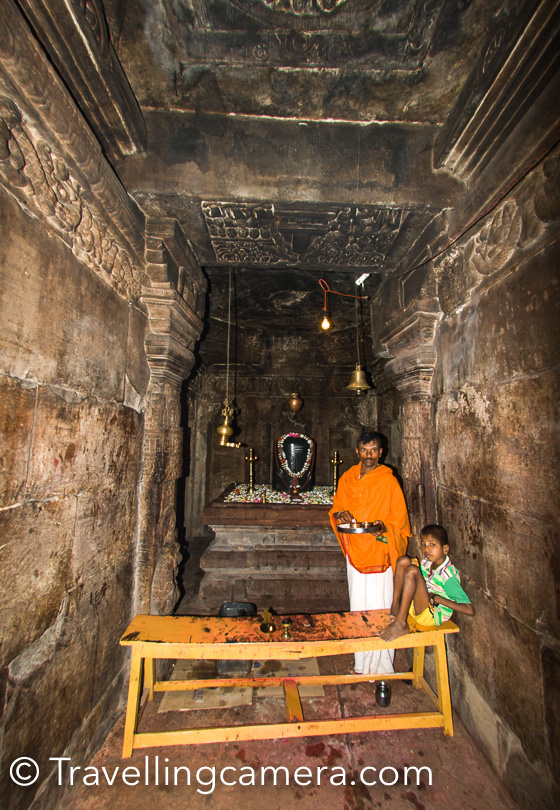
[318,277,369,303]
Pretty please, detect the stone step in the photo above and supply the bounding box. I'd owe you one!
[197,571,349,614]
[200,547,345,572]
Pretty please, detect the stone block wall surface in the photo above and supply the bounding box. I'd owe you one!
[372,149,560,809]
[0,193,147,809]
[433,230,560,806]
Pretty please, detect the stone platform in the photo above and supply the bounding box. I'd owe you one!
[198,485,349,614]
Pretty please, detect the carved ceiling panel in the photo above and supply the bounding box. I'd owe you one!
[201,201,411,268]
[169,0,446,68]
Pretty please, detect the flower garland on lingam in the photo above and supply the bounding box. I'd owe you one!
[276,432,314,478]
[275,432,315,497]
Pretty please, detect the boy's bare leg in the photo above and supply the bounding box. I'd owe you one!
[380,566,431,641]
[388,556,412,619]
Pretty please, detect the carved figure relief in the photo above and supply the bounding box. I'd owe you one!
[184,1,446,68]
[201,201,408,268]
[305,207,408,267]
[404,0,445,60]
[0,97,144,300]
[260,0,348,14]
[230,0,351,23]
[469,201,522,276]
[72,0,110,57]
[534,153,560,224]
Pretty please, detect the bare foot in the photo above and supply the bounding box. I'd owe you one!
[380,620,410,642]
[389,606,398,617]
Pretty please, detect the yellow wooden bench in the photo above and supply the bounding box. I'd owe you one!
[119,609,459,757]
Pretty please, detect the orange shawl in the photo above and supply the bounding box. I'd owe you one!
[329,463,411,574]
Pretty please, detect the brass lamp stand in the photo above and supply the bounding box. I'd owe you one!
[331,450,343,493]
[246,448,258,493]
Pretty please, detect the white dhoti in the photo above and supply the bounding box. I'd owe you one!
[346,558,395,676]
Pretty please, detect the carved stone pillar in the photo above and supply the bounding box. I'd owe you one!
[377,269,441,533]
[135,218,206,615]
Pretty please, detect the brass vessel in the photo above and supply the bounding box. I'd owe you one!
[287,392,303,412]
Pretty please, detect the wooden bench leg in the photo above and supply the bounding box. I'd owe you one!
[145,656,155,700]
[412,645,425,689]
[123,647,144,758]
[283,678,304,723]
[434,634,454,736]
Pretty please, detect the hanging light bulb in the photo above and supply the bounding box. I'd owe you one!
[319,279,332,330]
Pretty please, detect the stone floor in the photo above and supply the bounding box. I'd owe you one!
[59,648,517,810]
[59,543,518,810]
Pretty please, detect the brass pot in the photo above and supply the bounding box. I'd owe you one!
[287,392,303,412]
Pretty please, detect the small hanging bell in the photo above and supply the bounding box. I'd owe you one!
[346,364,371,394]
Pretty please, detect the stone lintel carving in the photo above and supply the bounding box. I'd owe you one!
[201,200,409,268]
[375,300,440,397]
[142,217,206,388]
[145,217,206,310]
[142,288,202,387]
[0,2,146,300]
[17,0,146,162]
[434,0,560,183]
[383,346,437,399]
[379,309,440,359]
[198,366,359,400]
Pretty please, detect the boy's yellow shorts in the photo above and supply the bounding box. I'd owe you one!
[408,604,436,626]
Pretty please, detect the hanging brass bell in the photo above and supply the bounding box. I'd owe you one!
[346,364,371,394]
[287,392,303,412]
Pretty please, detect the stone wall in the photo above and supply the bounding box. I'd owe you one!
[0,8,206,805]
[373,151,560,809]
[0,192,148,810]
[433,167,560,809]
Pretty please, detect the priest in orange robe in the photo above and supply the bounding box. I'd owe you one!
[329,431,411,676]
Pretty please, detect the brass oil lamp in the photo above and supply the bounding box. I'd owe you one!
[216,268,241,447]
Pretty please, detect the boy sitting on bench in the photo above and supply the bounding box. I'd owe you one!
[380,524,474,642]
